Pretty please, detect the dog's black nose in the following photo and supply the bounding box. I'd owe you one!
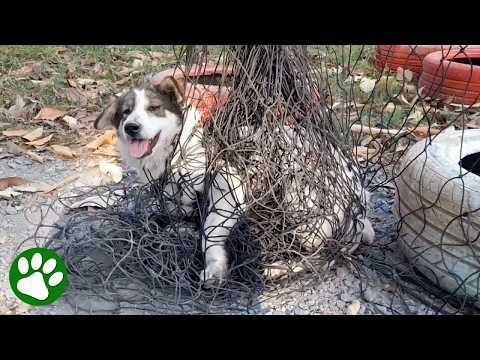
[124,123,141,137]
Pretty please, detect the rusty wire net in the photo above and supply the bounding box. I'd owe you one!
[26,45,480,314]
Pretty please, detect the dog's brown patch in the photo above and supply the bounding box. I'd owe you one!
[94,76,185,130]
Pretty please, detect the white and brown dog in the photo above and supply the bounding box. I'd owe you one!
[95,75,374,286]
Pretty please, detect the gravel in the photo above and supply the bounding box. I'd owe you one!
[0,152,447,315]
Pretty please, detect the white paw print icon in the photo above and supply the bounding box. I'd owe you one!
[16,252,64,301]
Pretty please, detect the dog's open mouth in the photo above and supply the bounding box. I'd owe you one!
[128,133,160,159]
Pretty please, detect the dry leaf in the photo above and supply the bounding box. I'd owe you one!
[353,146,379,160]
[34,107,66,121]
[86,129,117,150]
[359,77,376,93]
[409,126,442,138]
[62,115,78,129]
[25,150,44,163]
[99,162,123,183]
[93,144,118,157]
[396,67,413,83]
[67,78,78,88]
[25,134,53,147]
[5,137,43,160]
[64,88,87,105]
[71,168,108,188]
[86,137,104,151]
[49,145,75,159]
[6,141,24,155]
[2,129,29,137]
[0,188,21,199]
[11,63,34,77]
[43,174,80,194]
[0,177,29,191]
[87,157,118,168]
[12,181,51,193]
[101,129,117,145]
[22,127,43,141]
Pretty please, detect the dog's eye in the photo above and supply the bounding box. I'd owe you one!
[148,105,161,112]
[123,108,131,116]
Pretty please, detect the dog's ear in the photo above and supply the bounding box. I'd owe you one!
[94,99,119,130]
[155,76,185,105]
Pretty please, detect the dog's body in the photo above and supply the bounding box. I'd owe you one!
[95,76,374,285]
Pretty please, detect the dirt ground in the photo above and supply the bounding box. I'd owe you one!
[0,45,461,315]
[0,150,438,315]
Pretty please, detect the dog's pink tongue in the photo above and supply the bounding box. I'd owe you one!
[128,139,150,159]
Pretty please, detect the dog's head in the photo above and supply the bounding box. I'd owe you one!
[95,76,185,161]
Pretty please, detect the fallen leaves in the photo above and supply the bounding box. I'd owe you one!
[408,126,442,139]
[43,174,80,194]
[4,141,44,163]
[0,176,51,199]
[22,127,43,141]
[2,129,30,137]
[34,107,66,121]
[11,181,51,193]
[86,129,117,150]
[10,62,42,78]
[49,144,75,159]
[93,144,118,157]
[5,141,24,155]
[25,134,53,147]
[0,177,29,191]
[396,67,413,83]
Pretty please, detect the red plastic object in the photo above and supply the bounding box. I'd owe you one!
[150,63,325,128]
[418,49,480,105]
[151,64,233,127]
[374,45,480,75]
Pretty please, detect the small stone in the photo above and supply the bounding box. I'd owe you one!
[347,300,361,315]
[363,288,377,302]
[5,206,17,215]
[340,292,354,303]
[336,266,349,279]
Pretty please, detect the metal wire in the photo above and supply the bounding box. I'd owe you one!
[25,45,480,314]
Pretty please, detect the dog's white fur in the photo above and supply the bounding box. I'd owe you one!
[103,86,374,285]
[117,90,244,284]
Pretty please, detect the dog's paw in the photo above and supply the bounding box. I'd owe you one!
[199,261,227,288]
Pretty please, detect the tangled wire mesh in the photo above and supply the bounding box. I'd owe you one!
[25,45,480,314]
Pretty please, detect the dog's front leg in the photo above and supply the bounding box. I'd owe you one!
[200,166,245,286]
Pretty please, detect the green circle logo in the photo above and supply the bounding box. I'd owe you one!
[9,247,68,306]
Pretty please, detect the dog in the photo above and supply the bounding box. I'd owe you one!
[94,75,374,285]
